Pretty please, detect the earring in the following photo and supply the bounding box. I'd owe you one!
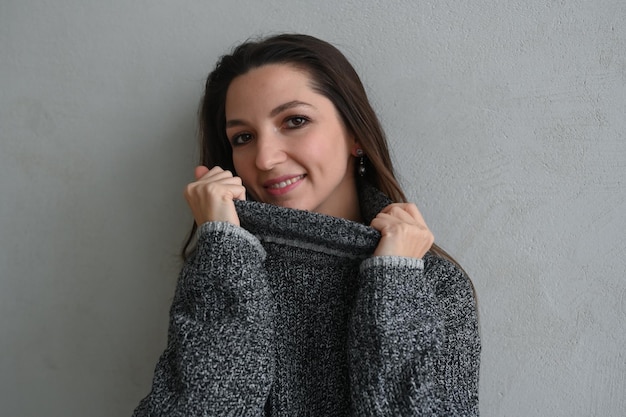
[356,149,366,176]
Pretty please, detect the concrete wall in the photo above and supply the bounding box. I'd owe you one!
[1,1,624,415]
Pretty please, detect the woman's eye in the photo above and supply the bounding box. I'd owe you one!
[285,116,309,129]
[231,133,253,146]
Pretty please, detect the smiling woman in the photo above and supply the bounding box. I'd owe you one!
[133,34,480,416]
[226,64,360,220]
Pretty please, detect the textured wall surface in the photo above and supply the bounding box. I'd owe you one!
[1,1,624,416]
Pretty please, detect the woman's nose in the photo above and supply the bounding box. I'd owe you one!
[254,130,286,171]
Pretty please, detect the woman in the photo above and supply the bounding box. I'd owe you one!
[134,34,480,416]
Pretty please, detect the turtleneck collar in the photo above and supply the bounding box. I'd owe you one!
[233,181,392,258]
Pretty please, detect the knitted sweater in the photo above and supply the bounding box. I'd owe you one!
[133,184,480,416]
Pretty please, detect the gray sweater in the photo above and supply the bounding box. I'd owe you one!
[133,184,480,416]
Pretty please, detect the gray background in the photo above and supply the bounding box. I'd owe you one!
[1,1,625,416]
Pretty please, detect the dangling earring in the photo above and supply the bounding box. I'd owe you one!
[356,149,366,177]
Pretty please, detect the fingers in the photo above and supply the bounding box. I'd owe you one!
[378,202,425,224]
[184,166,245,226]
[370,203,434,259]
[195,165,235,181]
[194,165,210,180]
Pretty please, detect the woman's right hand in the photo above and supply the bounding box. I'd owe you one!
[183,166,246,227]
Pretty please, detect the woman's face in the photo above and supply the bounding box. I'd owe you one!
[225,64,361,220]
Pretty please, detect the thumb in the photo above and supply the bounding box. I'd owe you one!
[194,165,210,180]
[233,185,247,201]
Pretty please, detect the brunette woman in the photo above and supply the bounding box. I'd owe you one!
[134,33,480,416]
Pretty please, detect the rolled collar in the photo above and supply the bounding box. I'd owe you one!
[234,181,392,258]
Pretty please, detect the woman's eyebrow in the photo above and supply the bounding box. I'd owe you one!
[226,100,315,128]
[225,119,246,128]
[269,100,315,117]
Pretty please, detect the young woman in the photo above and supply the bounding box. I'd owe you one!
[134,34,480,416]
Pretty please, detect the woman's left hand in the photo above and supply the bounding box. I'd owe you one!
[370,203,434,259]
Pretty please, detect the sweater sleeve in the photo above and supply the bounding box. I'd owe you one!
[348,255,480,416]
[133,222,275,417]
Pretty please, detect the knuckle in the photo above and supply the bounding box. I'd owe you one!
[183,183,195,197]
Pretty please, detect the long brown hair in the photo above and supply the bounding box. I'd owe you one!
[183,33,461,269]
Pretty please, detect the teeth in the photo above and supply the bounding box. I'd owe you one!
[269,175,304,189]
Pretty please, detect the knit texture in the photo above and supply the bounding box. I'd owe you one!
[133,184,480,416]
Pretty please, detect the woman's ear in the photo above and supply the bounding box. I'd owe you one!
[351,143,363,157]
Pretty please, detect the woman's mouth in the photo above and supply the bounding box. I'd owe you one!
[267,174,305,189]
[264,174,306,195]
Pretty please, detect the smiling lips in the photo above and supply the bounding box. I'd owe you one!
[264,174,306,195]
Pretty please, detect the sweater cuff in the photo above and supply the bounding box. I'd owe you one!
[360,255,424,272]
[197,221,266,260]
